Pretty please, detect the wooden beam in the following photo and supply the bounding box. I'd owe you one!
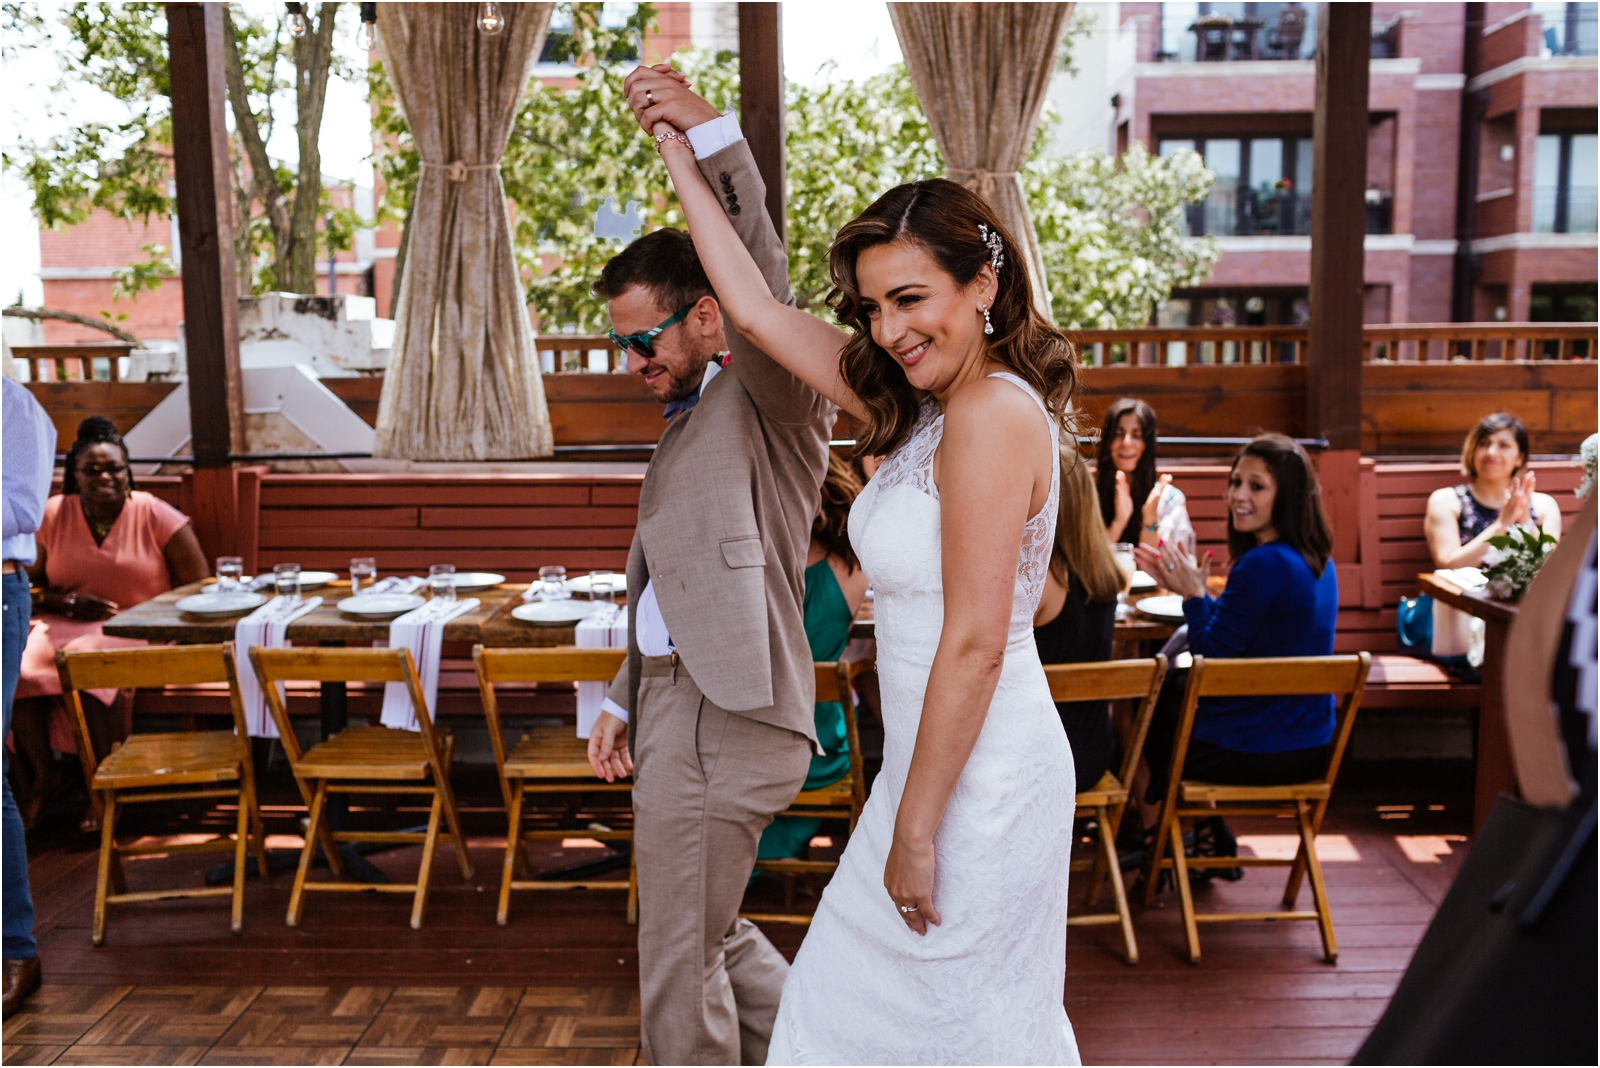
[166,2,243,470]
[737,2,786,245]
[1309,3,1370,565]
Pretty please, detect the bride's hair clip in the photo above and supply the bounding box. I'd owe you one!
[978,223,1005,274]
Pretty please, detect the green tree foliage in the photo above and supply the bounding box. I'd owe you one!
[6,1,360,302]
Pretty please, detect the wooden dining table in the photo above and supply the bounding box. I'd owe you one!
[1417,571,1519,830]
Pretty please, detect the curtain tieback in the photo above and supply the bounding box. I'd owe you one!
[422,159,498,182]
[948,167,1019,199]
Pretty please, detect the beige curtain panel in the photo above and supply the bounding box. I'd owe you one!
[888,1,1073,320]
[374,2,554,460]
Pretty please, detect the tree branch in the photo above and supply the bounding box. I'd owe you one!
[222,9,292,289]
[3,307,140,345]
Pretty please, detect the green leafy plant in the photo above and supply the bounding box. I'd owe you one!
[1482,525,1557,601]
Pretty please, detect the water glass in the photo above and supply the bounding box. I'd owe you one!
[273,563,302,601]
[429,564,457,602]
[588,569,616,604]
[1112,542,1136,599]
[350,557,377,594]
[215,556,244,593]
[539,565,569,601]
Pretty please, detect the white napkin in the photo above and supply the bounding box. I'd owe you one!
[575,604,628,738]
[235,595,324,738]
[1434,567,1488,591]
[379,596,480,731]
[369,575,427,595]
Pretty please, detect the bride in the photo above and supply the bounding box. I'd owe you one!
[639,75,1081,1066]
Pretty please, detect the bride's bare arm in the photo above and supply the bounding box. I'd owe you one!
[882,378,1053,935]
[655,131,865,419]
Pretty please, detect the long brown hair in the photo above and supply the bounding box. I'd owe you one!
[1227,434,1334,576]
[1052,449,1125,604]
[813,450,862,573]
[827,179,1079,458]
[1095,398,1158,534]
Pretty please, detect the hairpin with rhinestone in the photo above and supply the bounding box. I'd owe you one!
[978,223,1005,274]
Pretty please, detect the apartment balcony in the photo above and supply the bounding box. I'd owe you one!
[1181,189,1393,237]
[1534,185,1600,234]
[1537,1,1599,57]
[1156,3,1402,63]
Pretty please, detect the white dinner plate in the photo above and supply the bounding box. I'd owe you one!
[512,601,600,625]
[1129,571,1158,591]
[338,593,426,617]
[175,591,268,615]
[564,572,628,596]
[295,571,339,589]
[1135,594,1186,623]
[448,572,506,592]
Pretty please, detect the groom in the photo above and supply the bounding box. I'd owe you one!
[586,67,835,1065]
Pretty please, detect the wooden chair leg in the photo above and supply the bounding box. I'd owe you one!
[1143,802,1179,908]
[627,849,639,926]
[1081,803,1110,910]
[288,780,328,928]
[1170,820,1201,965]
[246,779,271,883]
[1296,800,1338,964]
[230,789,249,934]
[92,791,117,947]
[1282,797,1328,905]
[411,790,444,930]
[498,780,524,926]
[1097,810,1138,965]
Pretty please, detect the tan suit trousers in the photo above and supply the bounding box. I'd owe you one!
[632,655,812,1066]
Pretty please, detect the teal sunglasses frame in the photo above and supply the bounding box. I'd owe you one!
[607,302,696,359]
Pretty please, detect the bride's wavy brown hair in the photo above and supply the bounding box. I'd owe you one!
[827,179,1079,458]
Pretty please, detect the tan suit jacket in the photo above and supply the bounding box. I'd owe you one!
[607,141,835,747]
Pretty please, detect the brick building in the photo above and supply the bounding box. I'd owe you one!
[1093,1,1597,326]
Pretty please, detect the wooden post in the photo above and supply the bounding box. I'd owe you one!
[738,2,786,245]
[1308,3,1369,567]
[167,3,245,564]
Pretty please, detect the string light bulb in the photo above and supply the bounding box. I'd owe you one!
[357,2,377,49]
[477,1,505,35]
[285,2,308,38]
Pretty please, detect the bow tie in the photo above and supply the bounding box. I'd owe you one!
[662,353,731,421]
[663,391,701,421]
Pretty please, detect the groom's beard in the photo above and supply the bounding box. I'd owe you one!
[657,361,707,405]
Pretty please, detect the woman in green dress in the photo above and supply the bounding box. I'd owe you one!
[758,452,870,860]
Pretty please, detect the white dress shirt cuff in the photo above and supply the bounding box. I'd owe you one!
[686,110,744,160]
[600,696,629,725]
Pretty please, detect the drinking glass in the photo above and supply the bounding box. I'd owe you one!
[215,556,244,593]
[273,563,302,601]
[539,565,569,601]
[1112,542,1137,607]
[350,557,377,594]
[588,569,615,604]
[429,564,456,602]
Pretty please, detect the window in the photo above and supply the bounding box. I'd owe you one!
[1533,130,1598,233]
[1532,2,1599,57]
[1159,135,1312,236]
[1158,3,1318,62]
[537,2,640,67]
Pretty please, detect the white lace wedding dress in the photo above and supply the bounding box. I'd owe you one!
[766,373,1080,1066]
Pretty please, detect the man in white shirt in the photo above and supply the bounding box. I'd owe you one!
[583,70,834,1065]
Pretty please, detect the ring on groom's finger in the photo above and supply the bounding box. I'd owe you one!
[646,89,655,105]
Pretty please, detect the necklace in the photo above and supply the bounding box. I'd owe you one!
[81,499,120,544]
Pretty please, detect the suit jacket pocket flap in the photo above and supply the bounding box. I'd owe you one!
[720,537,766,569]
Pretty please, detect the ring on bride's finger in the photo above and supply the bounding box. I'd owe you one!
[645,89,655,105]
[898,904,919,914]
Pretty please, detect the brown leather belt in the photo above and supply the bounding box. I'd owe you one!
[1,561,18,575]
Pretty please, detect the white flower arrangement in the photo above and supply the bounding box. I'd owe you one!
[1577,433,1598,500]
[1481,525,1557,601]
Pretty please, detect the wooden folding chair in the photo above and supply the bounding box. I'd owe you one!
[471,645,636,926]
[250,646,473,929]
[1143,652,1372,964]
[1045,655,1168,965]
[743,659,871,926]
[55,643,268,946]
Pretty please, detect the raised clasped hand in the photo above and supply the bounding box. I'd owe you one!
[883,829,941,936]
[1142,473,1174,530]
[623,62,720,134]
[1134,540,1211,600]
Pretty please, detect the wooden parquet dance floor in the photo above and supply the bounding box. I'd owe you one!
[3,762,1470,1066]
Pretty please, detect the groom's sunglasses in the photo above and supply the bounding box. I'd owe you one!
[607,303,695,360]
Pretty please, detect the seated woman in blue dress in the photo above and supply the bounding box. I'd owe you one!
[757,453,870,860]
[1133,434,1339,830]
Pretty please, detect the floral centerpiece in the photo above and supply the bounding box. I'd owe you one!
[1481,525,1557,601]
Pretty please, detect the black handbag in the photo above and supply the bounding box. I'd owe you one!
[1351,793,1597,1065]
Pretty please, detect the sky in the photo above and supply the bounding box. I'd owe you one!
[0,2,901,310]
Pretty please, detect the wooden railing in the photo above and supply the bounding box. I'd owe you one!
[1069,323,1596,367]
[10,342,133,383]
[537,334,624,374]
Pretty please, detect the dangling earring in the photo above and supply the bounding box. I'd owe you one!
[982,305,994,336]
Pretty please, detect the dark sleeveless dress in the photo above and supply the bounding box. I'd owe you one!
[1454,483,1538,542]
[1032,573,1117,788]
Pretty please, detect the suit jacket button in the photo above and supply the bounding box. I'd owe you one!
[719,172,732,184]
[726,193,739,205]
[730,204,741,215]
